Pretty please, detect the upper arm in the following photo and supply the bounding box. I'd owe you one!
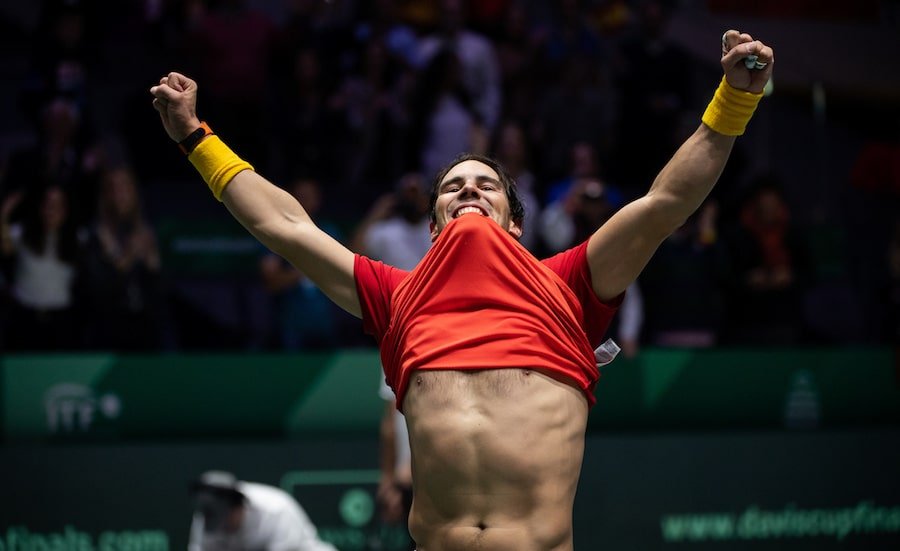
[221,170,361,317]
[586,195,673,301]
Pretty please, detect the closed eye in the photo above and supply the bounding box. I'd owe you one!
[439,175,502,194]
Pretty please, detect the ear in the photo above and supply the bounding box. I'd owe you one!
[508,220,523,239]
[430,221,438,242]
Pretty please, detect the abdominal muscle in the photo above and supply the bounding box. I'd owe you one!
[401,369,589,551]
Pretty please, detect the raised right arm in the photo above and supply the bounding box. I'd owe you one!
[150,72,361,317]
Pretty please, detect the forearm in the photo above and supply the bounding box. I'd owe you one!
[221,170,315,256]
[646,124,735,231]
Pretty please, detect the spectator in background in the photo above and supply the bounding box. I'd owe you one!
[544,141,623,210]
[259,178,342,350]
[494,2,541,124]
[640,200,726,347]
[353,172,432,270]
[722,177,810,345]
[84,166,164,351]
[332,35,409,192]
[0,186,85,351]
[408,48,485,178]
[2,96,102,226]
[188,470,337,551]
[416,0,502,133]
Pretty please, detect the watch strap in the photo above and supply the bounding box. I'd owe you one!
[178,122,214,156]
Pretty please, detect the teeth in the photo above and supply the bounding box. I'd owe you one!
[455,206,484,218]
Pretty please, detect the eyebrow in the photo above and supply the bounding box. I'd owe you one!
[440,175,502,191]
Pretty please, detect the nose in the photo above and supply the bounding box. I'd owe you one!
[457,179,482,198]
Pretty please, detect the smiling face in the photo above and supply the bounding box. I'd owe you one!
[430,159,522,241]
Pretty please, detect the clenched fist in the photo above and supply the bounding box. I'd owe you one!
[150,72,202,142]
[720,30,774,94]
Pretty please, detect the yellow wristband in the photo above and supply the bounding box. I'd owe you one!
[701,76,764,136]
[187,135,254,201]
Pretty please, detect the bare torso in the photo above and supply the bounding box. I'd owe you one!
[402,369,588,551]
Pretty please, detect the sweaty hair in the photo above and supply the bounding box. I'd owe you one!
[428,153,526,230]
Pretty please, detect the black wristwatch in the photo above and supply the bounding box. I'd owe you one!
[178,122,213,155]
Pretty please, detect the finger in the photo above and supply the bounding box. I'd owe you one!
[168,72,189,93]
[722,40,761,68]
[721,29,741,54]
[150,83,181,102]
[741,40,772,70]
[159,76,168,85]
[168,73,184,93]
[752,42,774,66]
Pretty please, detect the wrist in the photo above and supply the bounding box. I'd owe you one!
[187,135,254,201]
[178,121,213,155]
[701,76,764,136]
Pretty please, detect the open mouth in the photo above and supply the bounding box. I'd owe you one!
[453,205,487,218]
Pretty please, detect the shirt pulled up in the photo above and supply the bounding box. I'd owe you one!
[355,213,619,410]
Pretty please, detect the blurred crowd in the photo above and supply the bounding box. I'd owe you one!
[0,0,898,354]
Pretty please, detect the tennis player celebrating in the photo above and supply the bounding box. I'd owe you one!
[151,30,772,551]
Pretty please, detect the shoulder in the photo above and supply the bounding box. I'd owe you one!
[355,254,408,289]
[541,240,589,274]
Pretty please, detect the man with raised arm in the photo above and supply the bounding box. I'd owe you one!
[151,30,773,551]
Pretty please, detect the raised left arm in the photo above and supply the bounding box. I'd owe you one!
[587,30,773,301]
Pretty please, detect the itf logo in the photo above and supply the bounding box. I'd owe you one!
[44,383,121,433]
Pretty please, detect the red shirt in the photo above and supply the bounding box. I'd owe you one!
[355,214,620,409]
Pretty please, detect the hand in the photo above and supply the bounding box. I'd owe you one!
[149,72,202,142]
[720,30,774,94]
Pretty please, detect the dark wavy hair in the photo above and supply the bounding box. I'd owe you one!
[428,153,526,231]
